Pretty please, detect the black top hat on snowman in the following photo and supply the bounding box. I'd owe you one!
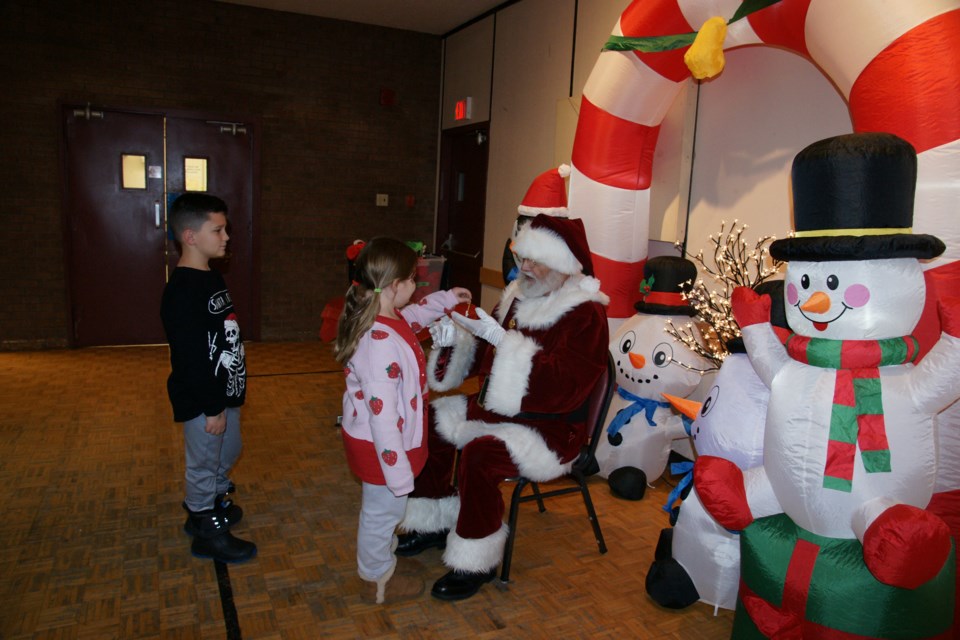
[770,132,944,262]
[633,255,697,316]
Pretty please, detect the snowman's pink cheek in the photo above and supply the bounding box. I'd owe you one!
[786,283,799,306]
[843,284,870,308]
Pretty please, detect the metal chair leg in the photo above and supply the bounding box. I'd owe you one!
[530,481,546,512]
[577,474,607,554]
[499,478,529,584]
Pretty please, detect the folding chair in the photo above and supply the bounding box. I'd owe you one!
[498,352,616,585]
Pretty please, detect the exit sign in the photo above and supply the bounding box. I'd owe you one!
[454,97,473,121]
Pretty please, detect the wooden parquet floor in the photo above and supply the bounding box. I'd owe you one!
[0,342,734,639]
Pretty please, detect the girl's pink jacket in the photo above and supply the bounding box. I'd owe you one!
[341,290,459,495]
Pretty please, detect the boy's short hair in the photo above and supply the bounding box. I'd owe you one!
[169,193,228,238]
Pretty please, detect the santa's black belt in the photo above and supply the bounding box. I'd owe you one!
[514,405,587,422]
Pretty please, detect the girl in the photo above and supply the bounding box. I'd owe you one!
[335,237,471,604]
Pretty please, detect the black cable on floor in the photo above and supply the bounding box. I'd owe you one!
[214,560,243,640]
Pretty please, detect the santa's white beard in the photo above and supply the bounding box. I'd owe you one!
[517,269,566,298]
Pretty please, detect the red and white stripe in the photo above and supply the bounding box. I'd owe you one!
[569,0,960,321]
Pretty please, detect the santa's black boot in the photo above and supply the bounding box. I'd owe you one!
[187,509,257,563]
[182,494,243,536]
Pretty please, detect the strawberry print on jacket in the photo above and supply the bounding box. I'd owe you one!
[341,290,459,496]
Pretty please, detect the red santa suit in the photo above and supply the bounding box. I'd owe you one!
[402,215,610,574]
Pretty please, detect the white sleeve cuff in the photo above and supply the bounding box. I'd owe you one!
[481,331,540,416]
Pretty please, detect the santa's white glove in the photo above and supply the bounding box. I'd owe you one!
[428,316,458,348]
[451,307,506,347]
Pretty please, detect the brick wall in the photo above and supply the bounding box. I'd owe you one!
[0,0,441,348]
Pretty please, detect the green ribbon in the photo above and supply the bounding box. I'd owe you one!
[602,0,784,53]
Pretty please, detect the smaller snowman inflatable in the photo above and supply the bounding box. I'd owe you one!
[595,256,710,497]
[697,133,959,638]
[647,281,786,611]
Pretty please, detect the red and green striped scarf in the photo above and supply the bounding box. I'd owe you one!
[785,334,920,492]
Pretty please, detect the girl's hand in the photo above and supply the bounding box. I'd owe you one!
[450,287,472,304]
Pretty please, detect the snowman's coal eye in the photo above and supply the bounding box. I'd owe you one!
[826,274,839,290]
[700,385,720,417]
[618,331,636,354]
[800,274,810,289]
[652,342,673,367]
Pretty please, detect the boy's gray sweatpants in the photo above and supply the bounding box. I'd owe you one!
[183,407,242,512]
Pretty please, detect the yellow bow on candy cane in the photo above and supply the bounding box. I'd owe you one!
[602,1,786,81]
[685,16,728,80]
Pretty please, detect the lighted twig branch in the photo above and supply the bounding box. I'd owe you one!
[666,220,785,369]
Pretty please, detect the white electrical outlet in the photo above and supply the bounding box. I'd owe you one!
[376,193,389,207]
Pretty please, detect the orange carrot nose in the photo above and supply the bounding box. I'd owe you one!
[801,291,831,314]
[629,352,646,369]
[662,393,702,421]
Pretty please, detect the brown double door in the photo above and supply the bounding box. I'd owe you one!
[63,106,257,346]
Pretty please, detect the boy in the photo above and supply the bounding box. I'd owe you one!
[161,193,256,563]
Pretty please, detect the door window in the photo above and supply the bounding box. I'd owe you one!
[121,154,147,189]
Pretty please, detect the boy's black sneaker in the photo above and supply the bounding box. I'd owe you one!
[182,494,243,536]
[187,508,257,563]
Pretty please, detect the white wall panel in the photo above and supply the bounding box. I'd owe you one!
[480,0,575,308]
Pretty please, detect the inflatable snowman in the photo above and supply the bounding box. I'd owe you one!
[595,256,710,496]
[647,281,786,611]
[697,133,958,638]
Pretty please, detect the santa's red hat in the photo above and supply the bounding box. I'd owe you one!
[517,164,570,217]
[512,214,594,277]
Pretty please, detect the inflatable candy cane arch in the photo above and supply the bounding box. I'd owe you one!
[568,0,960,323]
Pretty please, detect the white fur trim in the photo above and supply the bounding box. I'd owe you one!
[443,523,510,572]
[495,282,520,324]
[400,495,460,533]
[482,331,539,417]
[427,326,478,392]
[512,274,609,330]
[579,275,601,293]
[517,204,568,217]
[492,422,573,481]
[430,395,470,445]
[431,398,571,481]
[512,225,582,275]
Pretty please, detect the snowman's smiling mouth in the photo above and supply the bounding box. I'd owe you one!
[795,303,851,331]
[616,360,659,385]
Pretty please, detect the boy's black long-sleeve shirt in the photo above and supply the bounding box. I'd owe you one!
[161,267,246,422]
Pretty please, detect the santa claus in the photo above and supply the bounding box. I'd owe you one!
[397,213,610,601]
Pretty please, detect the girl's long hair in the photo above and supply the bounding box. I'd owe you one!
[334,237,418,365]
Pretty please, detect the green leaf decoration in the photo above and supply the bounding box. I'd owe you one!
[602,0,785,52]
[603,33,696,53]
[730,0,784,24]
[639,275,655,295]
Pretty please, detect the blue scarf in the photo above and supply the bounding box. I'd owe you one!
[606,386,671,439]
